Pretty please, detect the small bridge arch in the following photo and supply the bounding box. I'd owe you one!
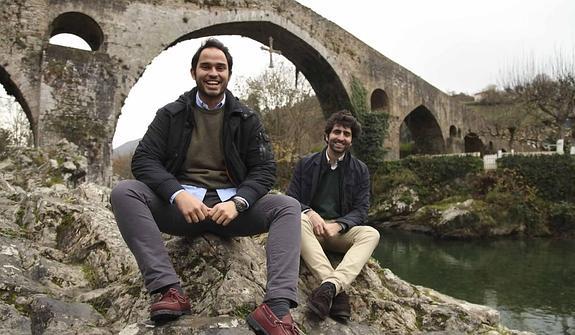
[400,105,445,157]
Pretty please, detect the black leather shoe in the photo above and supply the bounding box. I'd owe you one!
[308,282,336,320]
[329,291,351,323]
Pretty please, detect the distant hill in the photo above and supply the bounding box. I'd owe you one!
[113,139,140,158]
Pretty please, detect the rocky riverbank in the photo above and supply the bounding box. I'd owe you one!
[370,155,575,239]
[0,142,532,334]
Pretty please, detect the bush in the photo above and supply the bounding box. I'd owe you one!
[373,155,483,202]
[112,154,134,180]
[498,155,575,202]
[549,202,575,235]
[400,155,483,185]
[275,159,296,192]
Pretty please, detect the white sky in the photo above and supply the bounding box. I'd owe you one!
[3,0,575,148]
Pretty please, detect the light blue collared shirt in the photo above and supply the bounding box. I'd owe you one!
[195,93,226,110]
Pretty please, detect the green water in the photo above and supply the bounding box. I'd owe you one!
[372,229,575,335]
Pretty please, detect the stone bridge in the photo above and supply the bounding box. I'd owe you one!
[0,0,505,184]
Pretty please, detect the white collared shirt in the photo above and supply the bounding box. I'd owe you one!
[326,150,345,170]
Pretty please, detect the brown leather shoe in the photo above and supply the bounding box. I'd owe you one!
[150,288,191,323]
[307,282,335,320]
[246,303,302,335]
[329,291,351,323]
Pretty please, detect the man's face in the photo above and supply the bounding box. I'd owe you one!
[191,47,230,105]
[326,124,353,155]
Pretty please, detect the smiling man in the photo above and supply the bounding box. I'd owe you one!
[287,111,380,323]
[111,38,302,334]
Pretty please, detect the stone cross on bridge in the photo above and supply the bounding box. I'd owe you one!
[260,36,282,68]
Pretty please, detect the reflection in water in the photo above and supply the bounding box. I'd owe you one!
[372,229,575,335]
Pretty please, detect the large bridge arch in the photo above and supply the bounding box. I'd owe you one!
[170,22,351,117]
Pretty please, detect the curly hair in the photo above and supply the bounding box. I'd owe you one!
[324,110,362,139]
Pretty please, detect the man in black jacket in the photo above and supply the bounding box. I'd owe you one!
[287,111,380,323]
[111,38,302,334]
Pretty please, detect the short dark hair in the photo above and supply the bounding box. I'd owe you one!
[191,38,233,74]
[324,110,362,139]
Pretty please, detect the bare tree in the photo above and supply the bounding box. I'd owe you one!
[0,90,32,146]
[235,59,324,160]
[234,60,325,189]
[236,60,315,114]
[502,53,575,142]
[112,153,134,180]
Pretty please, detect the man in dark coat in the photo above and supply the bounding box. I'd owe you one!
[111,38,302,335]
[287,111,380,323]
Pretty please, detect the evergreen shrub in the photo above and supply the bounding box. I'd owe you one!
[373,155,483,203]
[549,202,575,235]
[498,155,575,202]
[349,77,388,174]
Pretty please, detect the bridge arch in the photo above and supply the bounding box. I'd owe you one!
[449,125,458,138]
[49,12,104,51]
[0,66,35,144]
[370,88,389,113]
[400,105,445,156]
[151,21,351,117]
[464,132,484,154]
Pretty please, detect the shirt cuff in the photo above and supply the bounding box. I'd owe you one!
[170,189,185,204]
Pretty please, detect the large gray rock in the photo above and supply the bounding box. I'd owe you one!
[0,143,532,334]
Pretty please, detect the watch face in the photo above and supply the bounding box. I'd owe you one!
[233,198,247,212]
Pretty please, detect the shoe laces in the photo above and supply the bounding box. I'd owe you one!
[274,320,306,335]
[163,288,187,303]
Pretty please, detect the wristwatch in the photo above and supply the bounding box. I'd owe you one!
[231,196,248,213]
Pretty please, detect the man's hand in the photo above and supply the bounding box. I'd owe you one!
[307,211,343,237]
[209,201,238,226]
[174,191,210,223]
[307,210,328,236]
[323,220,343,237]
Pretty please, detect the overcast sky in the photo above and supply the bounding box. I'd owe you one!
[3,0,574,148]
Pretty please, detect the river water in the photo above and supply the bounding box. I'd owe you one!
[372,229,575,335]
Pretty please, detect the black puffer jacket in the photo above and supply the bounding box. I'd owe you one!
[286,148,370,231]
[131,88,275,206]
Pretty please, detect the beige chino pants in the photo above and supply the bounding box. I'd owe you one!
[300,213,380,295]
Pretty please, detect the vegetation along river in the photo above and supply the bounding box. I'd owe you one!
[372,229,575,335]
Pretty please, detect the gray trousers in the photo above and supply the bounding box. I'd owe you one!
[110,180,301,305]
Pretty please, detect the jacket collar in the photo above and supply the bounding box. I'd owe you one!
[315,147,351,168]
[182,88,248,118]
